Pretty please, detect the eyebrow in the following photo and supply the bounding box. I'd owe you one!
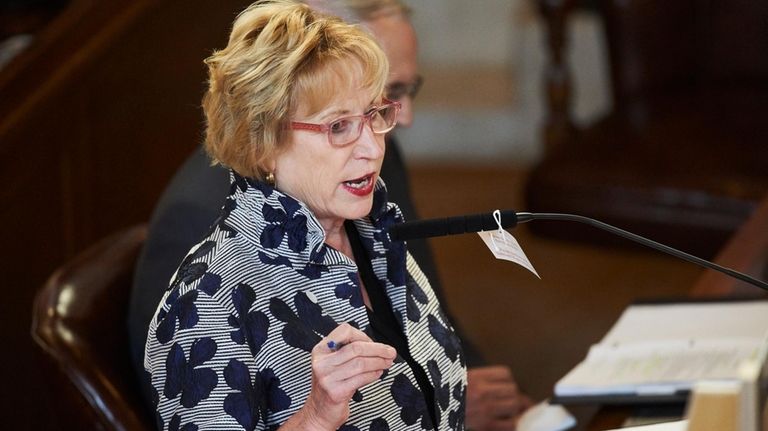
[304,107,348,124]
[322,109,350,119]
[314,98,380,122]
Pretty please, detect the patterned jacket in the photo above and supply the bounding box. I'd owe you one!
[145,173,467,430]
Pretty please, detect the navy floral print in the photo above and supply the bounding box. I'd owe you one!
[169,413,198,431]
[228,283,270,356]
[222,359,290,430]
[391,374,432,429]
[428,314,465,367]
[335,272,365,308]
[170,240,216,289]
[261,197,308,252]
[156,290,199,344]
[163,338,218,408]
[405,274,429,323]
[145,173,466,430]
[269,291,339,352]
[429,360,450,412]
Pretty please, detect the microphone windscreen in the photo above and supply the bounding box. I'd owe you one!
[389,210,518,241]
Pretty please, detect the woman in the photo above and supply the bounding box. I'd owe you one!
[145,1,467,430]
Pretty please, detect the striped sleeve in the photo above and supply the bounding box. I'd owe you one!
[146,289,267,431]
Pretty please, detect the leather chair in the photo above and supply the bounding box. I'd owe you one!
[526,0,768,258]
[32,225,153,430]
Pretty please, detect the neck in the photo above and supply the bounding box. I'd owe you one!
[322,218,352,258]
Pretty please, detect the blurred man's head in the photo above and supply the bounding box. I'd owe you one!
[306,0,420,128]
[366,10,419,128]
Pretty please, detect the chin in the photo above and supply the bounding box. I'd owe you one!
[343,198,374,221]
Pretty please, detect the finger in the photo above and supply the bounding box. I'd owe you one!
[467,381,519,407]
[485,416,518,431]
[312,342,395,381]
[327,322,373,344]
[325,341,397,366]
[468,365,514,382]
[327,356,394,382]
[519,394,535,411]
[339,369,386,392]
[478,381,520,400]
[318,368,385,403]
[487,398,525,418]
[313,323,372,353]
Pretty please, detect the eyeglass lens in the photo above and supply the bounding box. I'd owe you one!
[328,104,398,146]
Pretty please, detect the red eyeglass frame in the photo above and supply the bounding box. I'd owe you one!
[289,98,401,145]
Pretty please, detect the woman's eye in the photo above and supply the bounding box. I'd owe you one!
[329,119,351,134]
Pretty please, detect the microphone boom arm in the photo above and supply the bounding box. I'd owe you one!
[517,212,768,292]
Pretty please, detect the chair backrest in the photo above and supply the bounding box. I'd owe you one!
[32,225,152,431]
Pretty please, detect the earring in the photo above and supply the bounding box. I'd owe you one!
[265,172,275,185]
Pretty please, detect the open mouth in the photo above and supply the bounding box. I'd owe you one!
[343,174,372,190]
[342,173,375,196]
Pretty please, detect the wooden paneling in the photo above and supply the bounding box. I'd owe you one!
[0,1,251,427]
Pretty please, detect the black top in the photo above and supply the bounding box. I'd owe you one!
[345,221,437,429]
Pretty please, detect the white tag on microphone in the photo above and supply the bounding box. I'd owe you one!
[477,210,540,278]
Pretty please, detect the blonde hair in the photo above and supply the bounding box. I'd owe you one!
[202,0,389,179]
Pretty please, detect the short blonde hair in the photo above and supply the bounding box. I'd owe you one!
[203,0,389,179]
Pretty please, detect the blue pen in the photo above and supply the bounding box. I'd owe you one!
[327,340,346,352]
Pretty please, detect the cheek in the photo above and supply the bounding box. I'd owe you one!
[274,139,357,207]
[296,153,345,197]
[312,165,339,193]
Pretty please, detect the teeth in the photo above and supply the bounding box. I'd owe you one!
[345,176,370,189]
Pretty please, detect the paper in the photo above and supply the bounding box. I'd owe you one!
[517,400,576,431]
[605,419,688,431]
[478,229,540,278]
[555,301,768,399]
[600,302,768,345]
[556,339,763,396]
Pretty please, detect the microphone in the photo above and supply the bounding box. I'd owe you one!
[388,209,518,242]
[387,210,768,292]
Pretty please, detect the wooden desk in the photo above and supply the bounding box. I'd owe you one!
[689,193,768,299]
[573,193,768,430]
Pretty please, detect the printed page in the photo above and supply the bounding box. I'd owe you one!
[600,301,768,346]
[555,338,764,397]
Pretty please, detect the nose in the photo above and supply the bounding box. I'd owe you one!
[354,122,385,159]
[396,97,414,128]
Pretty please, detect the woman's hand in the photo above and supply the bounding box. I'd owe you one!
[291,323,397,430]
[465,365,533,431]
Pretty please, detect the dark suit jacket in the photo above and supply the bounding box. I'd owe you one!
[128,137,485,406]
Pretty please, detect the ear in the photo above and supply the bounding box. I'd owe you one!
[263,157,277,174]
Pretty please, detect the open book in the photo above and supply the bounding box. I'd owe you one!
[554,300,768,404]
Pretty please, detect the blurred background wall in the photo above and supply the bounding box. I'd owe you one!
[400,0,610,163]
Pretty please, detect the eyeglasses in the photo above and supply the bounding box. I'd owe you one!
[385,75,423,101]
[290,99,401,147]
